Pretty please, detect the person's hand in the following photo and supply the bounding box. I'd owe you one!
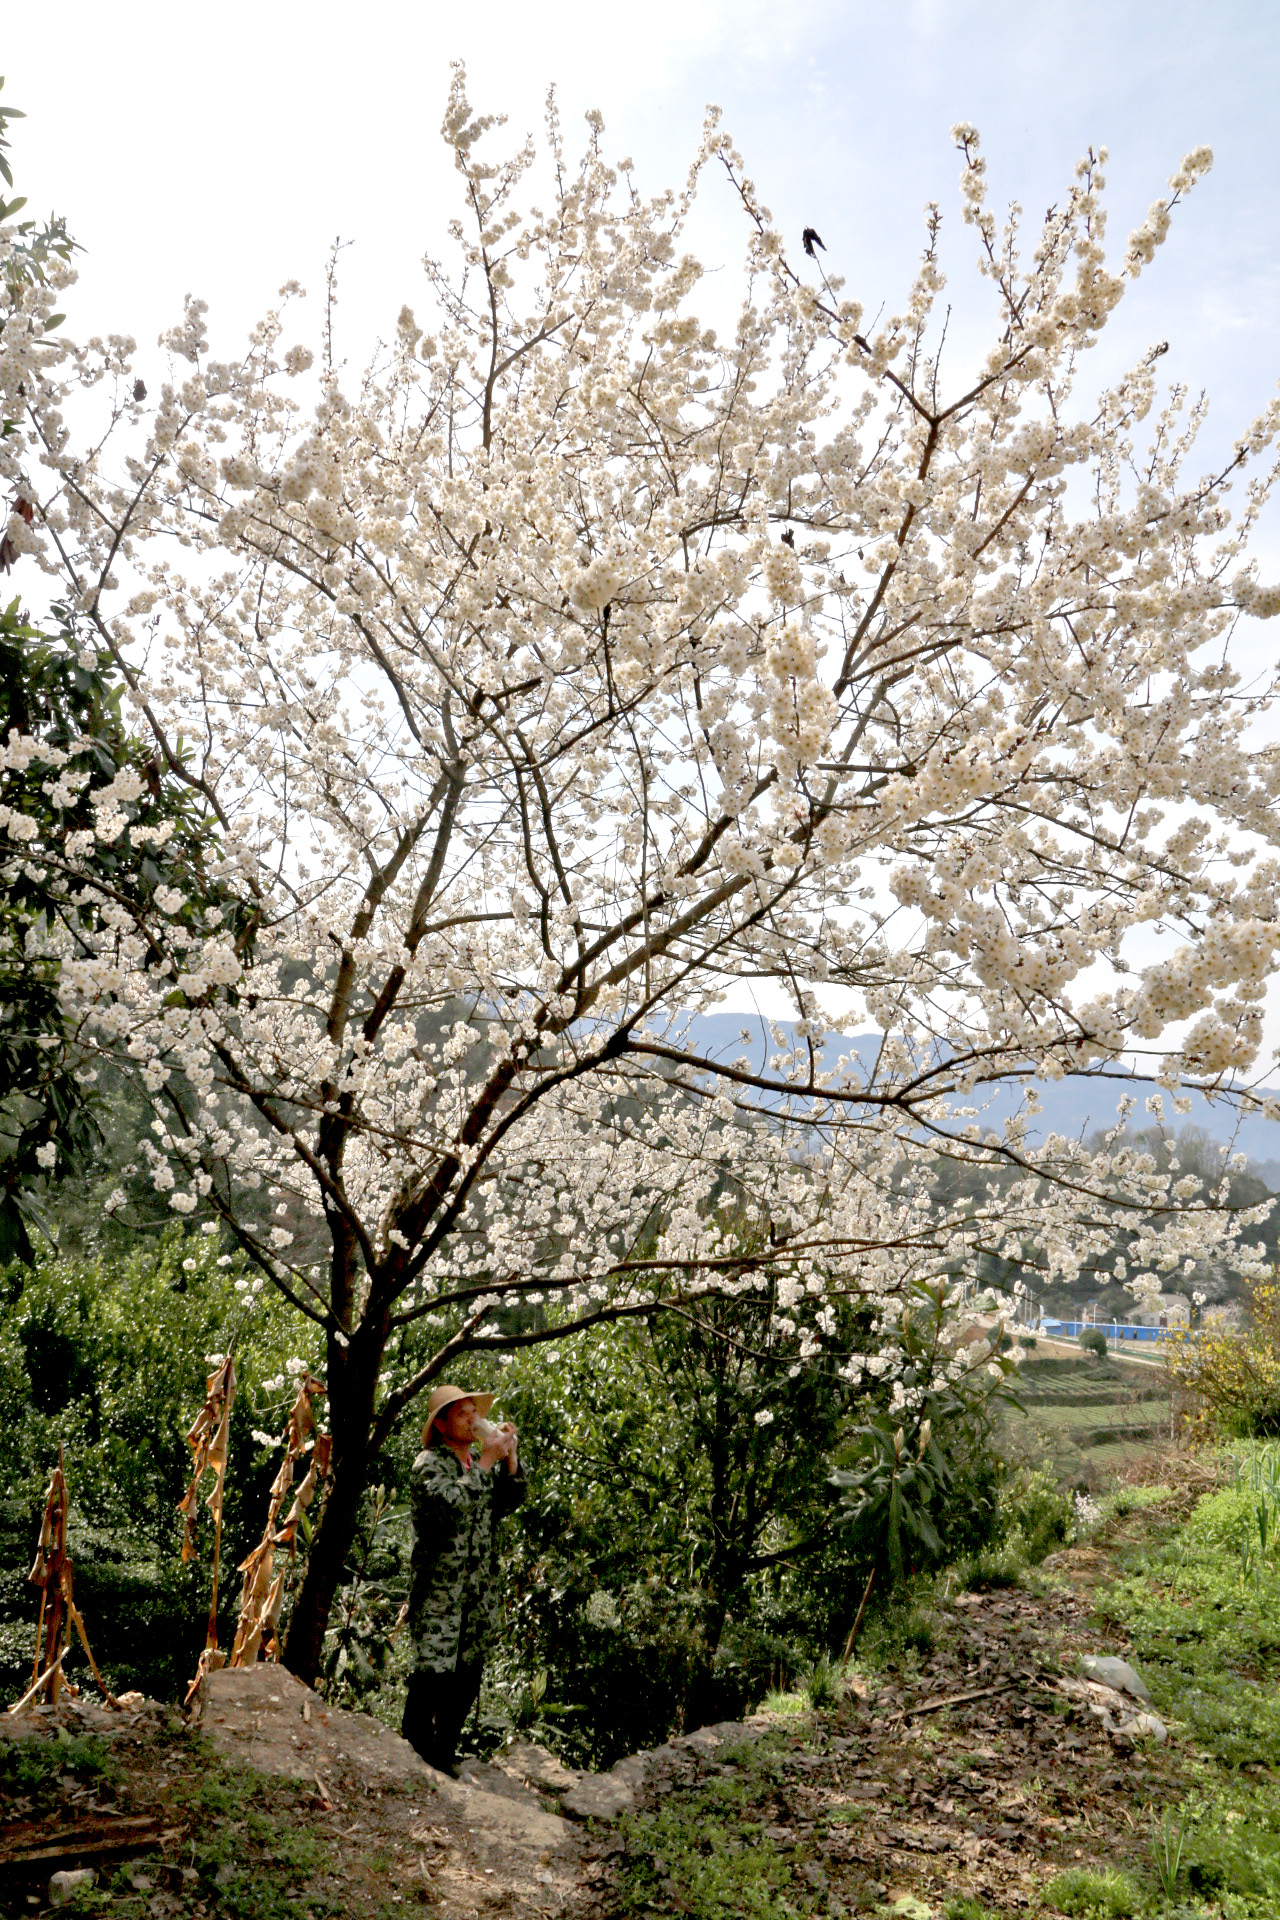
[498,1422,518,1474]
[477,1422,517,1473]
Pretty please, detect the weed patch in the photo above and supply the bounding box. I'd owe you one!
[1093,1462,1280,1770]
[1042,1866,1142,1916]
[612,1739,820,1920]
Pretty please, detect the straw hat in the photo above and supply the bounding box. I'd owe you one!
[422,1382,495,1446]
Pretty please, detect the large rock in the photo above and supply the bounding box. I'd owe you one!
[498,1739,582,1796]
[195,1666,577,1909]
[561,1773,638,1823]
[193,1664,442,1789]
[1059,1674,1166,1743]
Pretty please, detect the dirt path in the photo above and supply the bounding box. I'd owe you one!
[1,1498,1199,1920]
[568,1565,1187,1920]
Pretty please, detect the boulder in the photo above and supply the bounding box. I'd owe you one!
[193,1663,446,1789]
[49,1870,96,1908]
[561,1773,638,1823]
[499,1739,582,1797]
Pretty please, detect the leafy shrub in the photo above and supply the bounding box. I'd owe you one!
[1170,1277,1280,1438]
[801,1652,841,1709]
[1079,1327,1109,1360]
[1000,1464,1073,1563]
[966,1537,1025,1587]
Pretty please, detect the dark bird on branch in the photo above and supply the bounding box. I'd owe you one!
[780,528,795,549]
[802,227,825,258]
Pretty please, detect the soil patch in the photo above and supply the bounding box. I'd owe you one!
[572,1572,1189,1919]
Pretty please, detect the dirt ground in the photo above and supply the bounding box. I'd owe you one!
[576,1564,1186,1919]
[0,1506,1196,1920]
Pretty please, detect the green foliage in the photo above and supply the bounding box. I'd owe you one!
[1166,1780,1280,1910]
[1149,1805,1190,1901]
[0,107,239,1257]
[1042,1866,1141,1916]
[829,1288,1013,1584]
[859,1598,940,1672]
[1094,1446,1280,1788]
[1101,1484,1171,1519]
[332,1275,1015,1761]
[0,76,76,296]
[0,594,239,1262]
[0,1727,116,1799]
[1078,1328,1109,1360]
[0,1232,309,1701]
[1170,1278,1280,1439]
[474,1297,870,1761]
[998,1463,1073,1563]
[613,1736,822,1920]
[800,1652,841,1710]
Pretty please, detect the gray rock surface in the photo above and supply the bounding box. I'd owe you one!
[49,1870,97,1907]
[499,1739,582,1796]
[1059,1674,1166,1743]
[196,1665,578,1910]
[559,1713,770,1822]
[561,1773,639,1823]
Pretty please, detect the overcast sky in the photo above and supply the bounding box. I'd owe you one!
[6,0,1278,444]
[6,0,1280,1058]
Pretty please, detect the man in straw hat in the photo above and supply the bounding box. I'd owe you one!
[402,1383,524,1774]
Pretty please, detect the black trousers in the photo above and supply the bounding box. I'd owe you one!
[401,1660,483,1775]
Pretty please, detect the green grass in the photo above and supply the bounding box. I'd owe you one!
[1042,1866,1142,1916]
[1094,1474,1280,1771]
[1078,1446,1280,1920]
[612,1735,823,1920]
[0,1727,117,1798]
[44,1748,348,1920]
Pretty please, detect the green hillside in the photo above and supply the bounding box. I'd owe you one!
[1001,1344,1171,1485]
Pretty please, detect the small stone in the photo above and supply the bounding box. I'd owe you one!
[49,1870,97,1907]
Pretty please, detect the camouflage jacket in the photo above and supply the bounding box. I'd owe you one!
[406,1445,526,1674]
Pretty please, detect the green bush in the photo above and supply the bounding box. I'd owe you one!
[1000,1464,1073,1563]
[1079,1327,1109,1360]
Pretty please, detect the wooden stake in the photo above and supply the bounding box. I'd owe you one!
[842,1563,877,1663]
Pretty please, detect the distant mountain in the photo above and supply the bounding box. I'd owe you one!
[658,1012,1280,1187]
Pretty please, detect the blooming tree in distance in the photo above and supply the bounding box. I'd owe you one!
[3,74,1279,1671]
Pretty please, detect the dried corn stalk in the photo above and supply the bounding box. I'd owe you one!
[10,1453,117,1713]
[228,1371,330,1668]
[178,1356,236,1705]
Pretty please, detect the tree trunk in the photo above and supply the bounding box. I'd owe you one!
[281,1320,385,1684]
[280,1439,369,1684]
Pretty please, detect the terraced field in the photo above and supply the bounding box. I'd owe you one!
[1000,1345,1172,1485]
